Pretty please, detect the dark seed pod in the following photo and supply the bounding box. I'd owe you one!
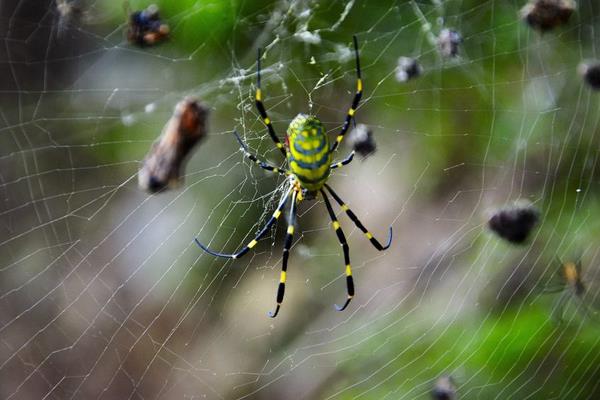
[138,97,209,193]
[347,124,376,158]
[431,376,456,400]
[520,0,575,33]
[56,0,86,37]
[395,57,422,82]
[579,62,600,90]
[127,3,170,47]
[437,29,462,58]
[488,202,540,244]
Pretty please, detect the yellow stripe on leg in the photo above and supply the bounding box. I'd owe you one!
[264,117,271,124]
[287,226,294,234]
[256,89,262,101]
[357,79,362,92]
[341,204,349,211]
[345,264,352,276]
[365,232,373,239]
[332,221,340,230]
[274,210,282,219]
[348,108,355,116]
[248,239,258,249]
[280,271,287,282]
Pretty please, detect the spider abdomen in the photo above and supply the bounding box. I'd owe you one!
[287,114,332,192]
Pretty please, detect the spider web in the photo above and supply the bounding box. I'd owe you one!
[2,0,600,398]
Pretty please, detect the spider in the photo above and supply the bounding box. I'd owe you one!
[195,36,392,317]
[543,258,596,322]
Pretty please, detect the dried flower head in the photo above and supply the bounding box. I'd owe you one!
[437,29,462,58]
[56,0,86,36]
[520,0,575,32]
[138,98,209,193]
[395,57,422,82]
[347,124,376,158]
[431,376,456,400]
[488,202,540,244]
[578,61,600,90]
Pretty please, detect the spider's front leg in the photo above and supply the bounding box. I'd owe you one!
[233,130,288,176]
[330,35,363,153]
[255,48,287,158]
[330,151,355,170]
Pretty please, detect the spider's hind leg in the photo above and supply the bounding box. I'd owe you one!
[324,184,392,251]
[321,189,354,312]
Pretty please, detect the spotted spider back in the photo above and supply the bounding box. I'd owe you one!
[286,114,332,192]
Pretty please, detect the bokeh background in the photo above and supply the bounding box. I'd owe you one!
[2,0,600,398]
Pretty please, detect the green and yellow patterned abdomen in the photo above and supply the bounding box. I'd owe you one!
[287,114,332,192]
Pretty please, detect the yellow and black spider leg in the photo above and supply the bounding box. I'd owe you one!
[233,130,288,176]
[269,189,299,318]
[195,187,292,259]
[324,184,392,251]
[330,151,355,170]
[255,48,287,158]
[330,35,363,153]
[321,189,354,311]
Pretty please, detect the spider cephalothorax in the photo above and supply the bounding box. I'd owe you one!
[196,37,392,317]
